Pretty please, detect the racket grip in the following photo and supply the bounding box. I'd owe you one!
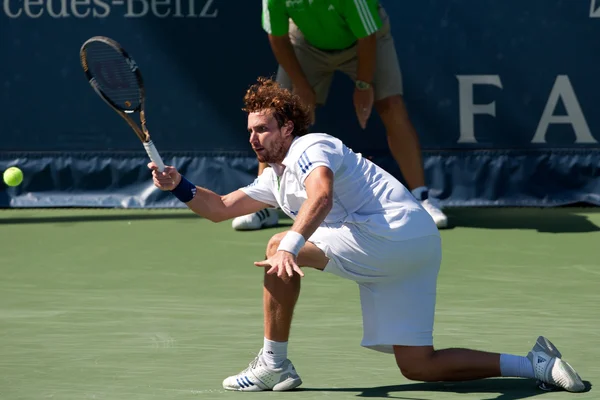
[143,140,165,172]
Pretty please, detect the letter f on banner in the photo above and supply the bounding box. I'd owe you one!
[457,75,503,143]
[590,0,600,17]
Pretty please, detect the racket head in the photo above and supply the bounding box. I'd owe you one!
[80,36,145,115]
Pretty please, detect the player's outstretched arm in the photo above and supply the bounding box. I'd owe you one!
[149,163,272,222]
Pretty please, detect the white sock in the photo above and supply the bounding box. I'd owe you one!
[262,338,288,369]
[500,354,535,378]
[411,186,429,201]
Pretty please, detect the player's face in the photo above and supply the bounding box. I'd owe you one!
[247,110,292,164]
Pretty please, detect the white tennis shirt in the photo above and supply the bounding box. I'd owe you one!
[240,133,439,241]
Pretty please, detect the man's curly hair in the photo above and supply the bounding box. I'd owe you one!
[242,77,311,137]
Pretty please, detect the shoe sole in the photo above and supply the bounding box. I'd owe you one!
[536,336,585,393]
[223,377,302,392]
[273,377,303,391]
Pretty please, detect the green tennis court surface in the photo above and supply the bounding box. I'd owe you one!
[1,208,598,400]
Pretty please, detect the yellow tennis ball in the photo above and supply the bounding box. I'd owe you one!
[3,167,23,187]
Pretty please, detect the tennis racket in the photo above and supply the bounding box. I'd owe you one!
[80,36,165,172]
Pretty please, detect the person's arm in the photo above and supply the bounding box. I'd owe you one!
[253,165,333,279]
[269,34,316,123]
[187,187,272,223]
[262,0,309,88]
[268,34,311,90]
[343,0,382,84]
[150,164,275,222]
[262,0,315,118]
[342,0,383,128]
[254,141,343,278]
[288,166,333,240]
[356,34,377,86]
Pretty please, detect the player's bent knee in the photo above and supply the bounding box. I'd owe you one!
[397,363,436,382]
[266,231,287,257]
[394,346,438,382]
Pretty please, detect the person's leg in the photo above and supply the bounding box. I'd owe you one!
[357,236,508,383]
[337,7,447,228]
[262,231,329,343]
[393,345,503,381]
[374,94,425,192]
[393,338,585,392]
[222,231,329,392]
[372,13,448,228]
[356,235,584,392]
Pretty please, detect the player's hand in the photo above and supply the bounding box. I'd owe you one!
[293,83,317,125]
[148,162,181,191]
[254,250,305,281]
[353,86,374,129]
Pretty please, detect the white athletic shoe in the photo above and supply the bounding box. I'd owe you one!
[222,349,302,392]
[421,198,448,229]
[527,336,585,393]
[232,208,279,231]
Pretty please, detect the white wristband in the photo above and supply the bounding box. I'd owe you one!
[277,231,306,256]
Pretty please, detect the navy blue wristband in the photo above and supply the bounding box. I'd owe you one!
[170,176,197,203]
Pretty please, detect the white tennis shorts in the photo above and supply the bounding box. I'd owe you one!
[308,222,441,354]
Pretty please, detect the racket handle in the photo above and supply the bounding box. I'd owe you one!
[143,140,165,172]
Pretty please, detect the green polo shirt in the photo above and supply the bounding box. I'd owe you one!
[262,0,383,50]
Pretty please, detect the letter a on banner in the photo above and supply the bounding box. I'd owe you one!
[532,75,597,144]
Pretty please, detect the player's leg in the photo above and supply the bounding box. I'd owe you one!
[393,340,584,392]
[393,345,502,381]
[262,231,329,343]
[358,235,584,392]
[222,231,329,392]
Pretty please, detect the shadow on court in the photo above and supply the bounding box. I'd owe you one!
[1,208,598,234]
[0,211,201,225]
[298,378,592,399]
[444,208,600,233]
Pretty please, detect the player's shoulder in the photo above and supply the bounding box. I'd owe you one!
[259,166,279,185]
[285,133,344,161]
[246,166,277,188]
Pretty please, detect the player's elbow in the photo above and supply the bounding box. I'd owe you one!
[195,207,228,223]
[206,212,228,223]
[268,33,290,45]
[317,193,333,213]
[268,34,291,51]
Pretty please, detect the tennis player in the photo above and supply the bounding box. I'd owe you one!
[149,78,584,393]
[231,0,448,232]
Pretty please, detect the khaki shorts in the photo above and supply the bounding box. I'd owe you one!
[276,6,404,104]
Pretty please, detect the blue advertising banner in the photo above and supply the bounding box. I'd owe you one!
[1,0,599,207]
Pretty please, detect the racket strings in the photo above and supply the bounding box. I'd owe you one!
[85,42,141,110]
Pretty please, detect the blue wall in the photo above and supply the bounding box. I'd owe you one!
[1,0,599,207]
